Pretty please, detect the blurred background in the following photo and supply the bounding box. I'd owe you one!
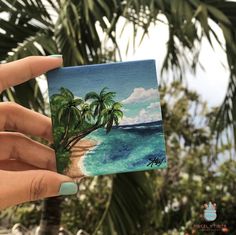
[0,0,236,234]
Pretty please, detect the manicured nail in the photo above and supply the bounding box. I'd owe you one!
[48,54,62,58]
[58,182,78,195]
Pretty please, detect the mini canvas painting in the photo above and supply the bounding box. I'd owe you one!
[47,60,167,177]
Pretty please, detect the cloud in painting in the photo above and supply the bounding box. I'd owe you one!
[147,102,161,110]
[122,87,157,104]
[120,108,161,125]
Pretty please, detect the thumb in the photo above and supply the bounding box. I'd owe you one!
[0,170,79,209]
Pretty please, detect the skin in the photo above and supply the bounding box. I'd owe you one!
[0,56,80,210]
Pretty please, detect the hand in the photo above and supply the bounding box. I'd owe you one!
[0,56,79,210]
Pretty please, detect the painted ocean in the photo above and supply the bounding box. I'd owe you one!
[81,120,167,176]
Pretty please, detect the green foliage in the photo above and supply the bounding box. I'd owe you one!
[0,202,41,230]
[101,102,123,133]
[50,87,123,173]
[154,82,235,234]
[1,0,236,147]
[60,172,154,235]
[56,147,71,174]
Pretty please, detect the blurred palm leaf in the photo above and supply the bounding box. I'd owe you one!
[0,0,57,112]
[209,1,236,147]
[93,173,154,235]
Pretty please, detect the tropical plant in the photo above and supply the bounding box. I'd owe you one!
[52,88,83,144]
[85,88,116,117]
[101,102,123,133]
[80,103,93,123]
[67,88,122,149]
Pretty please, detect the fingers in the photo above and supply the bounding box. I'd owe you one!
[0,160,38,171]
[0,170,80,209]
[0,55,62,93]
[0,132,56,171]
[0,102,53,141]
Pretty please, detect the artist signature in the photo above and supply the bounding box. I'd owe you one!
[147,157,164,167]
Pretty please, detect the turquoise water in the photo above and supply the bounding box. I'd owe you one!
[82,121,167,176]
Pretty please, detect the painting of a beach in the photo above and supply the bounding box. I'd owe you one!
[47,60,167,177]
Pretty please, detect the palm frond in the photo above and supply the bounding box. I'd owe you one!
[93,172,154,235]
[60,87,74,100]
[85,92,100,101]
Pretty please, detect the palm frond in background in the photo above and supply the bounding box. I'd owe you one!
[1,0,236,144]
[95,173,154,235]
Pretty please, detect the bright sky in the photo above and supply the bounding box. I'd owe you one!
[115,17,229,108]
[0,11,229,108]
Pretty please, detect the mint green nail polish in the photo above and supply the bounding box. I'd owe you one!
[59,182,78,195]
[48,54,62,58]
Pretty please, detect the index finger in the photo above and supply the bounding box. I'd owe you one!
[0,56,62,93]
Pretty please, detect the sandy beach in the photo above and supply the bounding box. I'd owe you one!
[65,139,97,178]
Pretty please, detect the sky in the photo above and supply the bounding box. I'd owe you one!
[113,17,229,107]
[47,60,162,125]
[0,11,229,108]
[34,15,230,109]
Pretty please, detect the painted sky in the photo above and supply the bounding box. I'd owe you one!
[47,60,162,125]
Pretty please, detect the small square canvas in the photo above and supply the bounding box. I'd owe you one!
[47,60,167,177]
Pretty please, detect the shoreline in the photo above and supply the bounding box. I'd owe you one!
[65,138,97,178]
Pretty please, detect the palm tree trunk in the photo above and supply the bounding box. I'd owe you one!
[37,197,63,235]
[60,110,71,146]
[67,124,103,149]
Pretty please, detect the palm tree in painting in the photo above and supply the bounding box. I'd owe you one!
[101,102,123,133]
[85,87,116,117]
[51,88,83,125]
[79,102,93,123]
[51,88,83,146]
[51,87,123,152]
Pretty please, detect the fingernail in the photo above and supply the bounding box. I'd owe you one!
[58,182,78,195]
[48,54,62,58]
